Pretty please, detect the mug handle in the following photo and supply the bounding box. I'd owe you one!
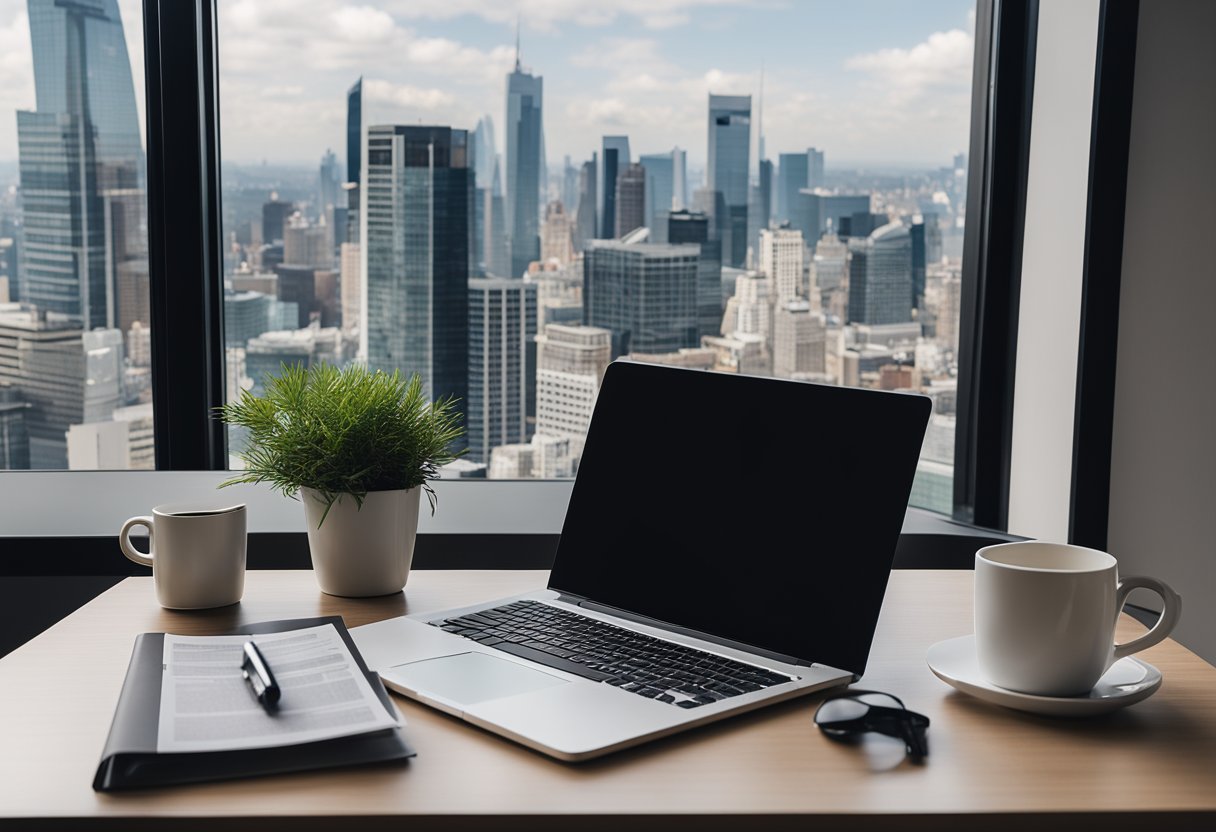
[119,516,155,568]
[1113,576,1183,660]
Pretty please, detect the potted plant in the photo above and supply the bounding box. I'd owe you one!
[217,363,464,597]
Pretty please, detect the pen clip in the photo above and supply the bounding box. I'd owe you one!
[242,640,281,711]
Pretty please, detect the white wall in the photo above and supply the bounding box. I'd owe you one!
[1106,0,1216,663]
[1006,0,1101,541]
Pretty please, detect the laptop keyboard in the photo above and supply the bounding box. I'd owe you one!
[428,600,792,708]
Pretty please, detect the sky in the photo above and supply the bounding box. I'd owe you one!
[0,0,976,171]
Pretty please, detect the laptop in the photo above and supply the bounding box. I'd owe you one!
[351,359,932,761]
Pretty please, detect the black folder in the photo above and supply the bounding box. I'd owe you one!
[93,616,415,791]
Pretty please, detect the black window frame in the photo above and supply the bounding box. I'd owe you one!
[143,0,1033,529]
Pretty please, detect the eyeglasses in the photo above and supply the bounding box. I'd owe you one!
[814,689,930,760]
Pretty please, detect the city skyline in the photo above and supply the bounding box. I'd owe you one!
[0,0,975,169]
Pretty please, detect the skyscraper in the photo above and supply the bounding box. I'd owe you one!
[776,152,809,224]
[18,0,144,330]
[534,324,611,461]
[467,277,537,465]
[319,149,339,216]
[346,77,362,245]
[808,147,826,189]
[848,221,914,325]
[795,192,870,244]
[599,136,630,239]
[667,209,722,340]
[614,163,646,238]
[639,150,680,239]
[573,156,597,253]
[759,227,805,304]
[583,232,700,358]
[707,94,751,268]
[505,52,543,279]
[364,125,471,429]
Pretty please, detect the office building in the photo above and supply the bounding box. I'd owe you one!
[772,298,827,378]
[0,308,122,468]
[759,227,805,304]
[528,258,583,329]
[339,242,361,335]
[225,290,288,349]
[700,331,769,376]
[345,77,362,244]
[66,401,154,470]
[910,220,927,310]
[487,433,576,480]
[599,136,630,239]
[245,326,345,395]
[639,150,679,237]
[274,265,318,328]
[776,152,809,224]
[364,125,470,421]
[667,210,722,340]
[837,212,890,240]
[848,222,914,325]
[573,156,597,253]
[471,116,497,274]
[723,270,773,345]
[262,196,293,245]
[561,156,579,216]
[540,202,574,266]
[812,230,850,321]
[707,94,751,268]
[319,149,340,216]
[746,158,773,261]
[584,232,699,359]
[614,163,646,238]
[505,54,543,280]
[18,0,144,331]
[106,189,150,336]
[467,277,537,466]
[808,147,825,189]
[283,215,332,269]
[0,384,30,470]
[795,192,871,244]
[534,324,611,461]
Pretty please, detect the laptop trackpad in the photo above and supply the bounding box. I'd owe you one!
[387,651,569,705]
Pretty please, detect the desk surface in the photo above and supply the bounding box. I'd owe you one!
[0,569,1213,831]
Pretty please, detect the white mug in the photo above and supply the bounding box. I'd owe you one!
[119,500,248,610]
[974,541,1182,696]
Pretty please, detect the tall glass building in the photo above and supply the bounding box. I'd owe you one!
[848,222,914,325]
[599,136,630,239]
[18,0,144,330]
[505,58,543,280]
[364,125,470,434]
[583,235,700,359]
[467,277,537,466]
[707,94,751,269]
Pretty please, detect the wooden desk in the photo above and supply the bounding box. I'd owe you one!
[0,570,1213,831]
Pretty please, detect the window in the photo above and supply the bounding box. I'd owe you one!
[0,0,154,471]
[213,0,977,514]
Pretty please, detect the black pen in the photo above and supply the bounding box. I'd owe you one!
[241,640,281,713]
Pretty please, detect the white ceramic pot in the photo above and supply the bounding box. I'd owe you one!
[300,487,421,597]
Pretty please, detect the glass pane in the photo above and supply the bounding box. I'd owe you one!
[216,1,974,511]
[0,0,153,470]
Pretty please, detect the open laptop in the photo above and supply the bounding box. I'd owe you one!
[351,359,932,761]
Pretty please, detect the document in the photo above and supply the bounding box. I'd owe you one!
[156,623,401,753]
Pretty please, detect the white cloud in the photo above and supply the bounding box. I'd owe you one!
[845,28,974,102]
[382,0,743,30]
[363,79,454,109]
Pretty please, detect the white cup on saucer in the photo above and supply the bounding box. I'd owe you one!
[974,541,1182,697]
[119,500,247,610]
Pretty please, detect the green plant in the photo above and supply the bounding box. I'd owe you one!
[217,363,465,524]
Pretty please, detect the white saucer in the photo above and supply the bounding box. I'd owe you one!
[925,635,1162,717]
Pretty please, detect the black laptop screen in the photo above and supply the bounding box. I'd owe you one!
[547,360,932,678]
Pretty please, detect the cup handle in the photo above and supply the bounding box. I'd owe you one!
[1113,576,1183,660]
[119,516,155,568]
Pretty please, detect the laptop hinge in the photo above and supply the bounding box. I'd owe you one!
[553,592,814,668]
